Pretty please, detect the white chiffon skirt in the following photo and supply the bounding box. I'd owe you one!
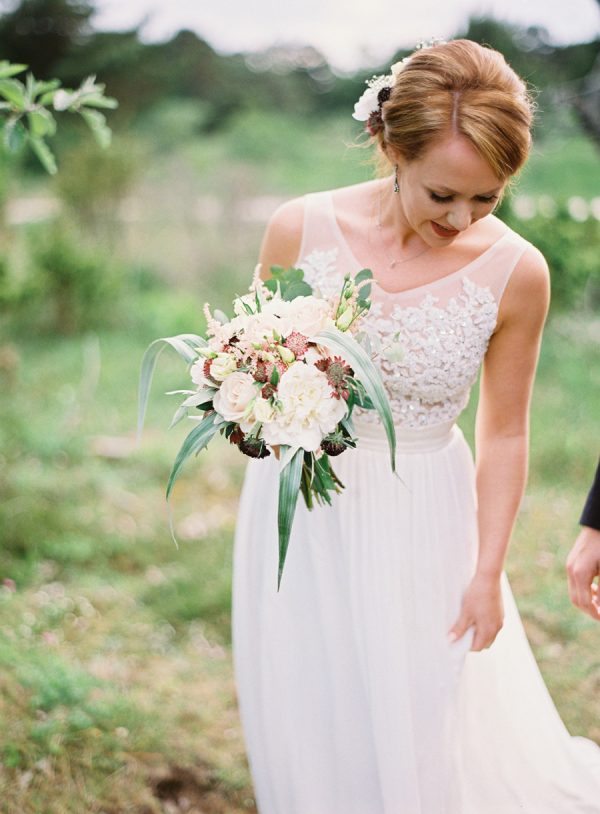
[231,418,600,814]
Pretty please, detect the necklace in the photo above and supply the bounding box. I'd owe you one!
[374,182,433,268]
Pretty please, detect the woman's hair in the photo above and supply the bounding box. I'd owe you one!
[371,39,535,180]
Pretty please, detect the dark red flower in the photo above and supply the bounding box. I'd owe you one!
[229,425,245,445]
[239,436,271,459]
[314,355,354,400]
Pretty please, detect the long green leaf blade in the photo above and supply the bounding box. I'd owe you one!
[311,327,396,471]
[166,412,219,499]
[277,447,304,591]
[137,334,206,444]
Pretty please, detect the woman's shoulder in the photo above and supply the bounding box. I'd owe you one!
[495,216,550,325]
[257,180,376,279]
[257,196,306,278]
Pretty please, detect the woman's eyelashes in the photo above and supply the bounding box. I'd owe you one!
[428,191,498,204]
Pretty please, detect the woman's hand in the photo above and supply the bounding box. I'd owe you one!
[448,573,504,651]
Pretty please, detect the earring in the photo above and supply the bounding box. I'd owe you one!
[393,164,399,194]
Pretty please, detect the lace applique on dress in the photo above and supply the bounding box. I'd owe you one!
[351,277,498,428]
[299,244,501,428]
[298,247,342,299]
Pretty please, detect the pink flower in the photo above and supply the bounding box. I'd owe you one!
[2,578,16,592]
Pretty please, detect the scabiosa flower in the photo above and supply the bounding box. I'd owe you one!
[253,360,269,383]
[239,435,271,459]
[261,382,277,400]
[314,356,354,400]
[321,430,347,457]
[283,331,309,358]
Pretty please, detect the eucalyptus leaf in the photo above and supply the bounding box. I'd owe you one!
[282,281,313,300]
[354,268,373,284]
[311,327,396,471]
[277,446,304,591]
[137,334,206,443]
[166,412,220,500]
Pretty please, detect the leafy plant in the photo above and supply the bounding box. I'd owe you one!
[0,60,117,173]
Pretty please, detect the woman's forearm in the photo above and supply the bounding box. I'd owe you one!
[474,432,529,581]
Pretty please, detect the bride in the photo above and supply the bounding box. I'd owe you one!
[231,39,600,813]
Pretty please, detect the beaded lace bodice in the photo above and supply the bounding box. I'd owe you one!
[295,191,530,428]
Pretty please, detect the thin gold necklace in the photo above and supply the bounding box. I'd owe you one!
[374,182,433,268]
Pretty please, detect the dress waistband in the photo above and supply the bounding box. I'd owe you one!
[351,417,458,454]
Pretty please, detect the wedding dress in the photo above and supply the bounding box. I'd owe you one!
[231,189,600,813]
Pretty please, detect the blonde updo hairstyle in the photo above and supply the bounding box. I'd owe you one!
[372,39,535,182]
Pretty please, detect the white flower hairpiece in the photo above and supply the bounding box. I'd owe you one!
[352,37,447,131]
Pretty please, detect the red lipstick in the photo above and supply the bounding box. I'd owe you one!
[431,221,459,238]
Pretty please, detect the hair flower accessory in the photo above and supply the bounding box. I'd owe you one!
[352,37,447,133]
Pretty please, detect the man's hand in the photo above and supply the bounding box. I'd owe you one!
[566,526,600,620]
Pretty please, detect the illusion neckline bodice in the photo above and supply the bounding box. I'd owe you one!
[326,189,512,298]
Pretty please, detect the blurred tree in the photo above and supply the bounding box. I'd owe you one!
[0,0,93,77]
[572,0,600,148]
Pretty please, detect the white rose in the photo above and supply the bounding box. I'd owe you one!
[253,397,275,423]
[210,353,238,381]
[286,296,334,338]
[261,362,347,451]
[213,372,257,424]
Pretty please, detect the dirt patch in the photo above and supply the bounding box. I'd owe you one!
[147,761,257,814]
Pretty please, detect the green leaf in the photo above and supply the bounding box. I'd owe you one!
[27,108,56,138]
[80,108,111,149]
[354,268,373,285]
[79,94,118,110]
[137,334,206,443]
[264,265,314,299]
[282,280,313,300]
[3,117,26,153]
[39,89,58,106]
[28,136,57,174]
[277,446,304,591]
[0,61,27,80]
[166,412,220,500]
[0,78,26,107]
[311,327,396,472]
[31,79,61,100]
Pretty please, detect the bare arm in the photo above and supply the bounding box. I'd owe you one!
[449,244,550,650]
[256,197,304,282]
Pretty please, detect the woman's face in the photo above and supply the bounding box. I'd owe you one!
[392,133,507,244]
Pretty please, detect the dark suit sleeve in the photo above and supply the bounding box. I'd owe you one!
[580,459,600,531]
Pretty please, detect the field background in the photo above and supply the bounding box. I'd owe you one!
[1,6,600,813]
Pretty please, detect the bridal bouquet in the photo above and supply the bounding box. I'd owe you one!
[137,264,396,589]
